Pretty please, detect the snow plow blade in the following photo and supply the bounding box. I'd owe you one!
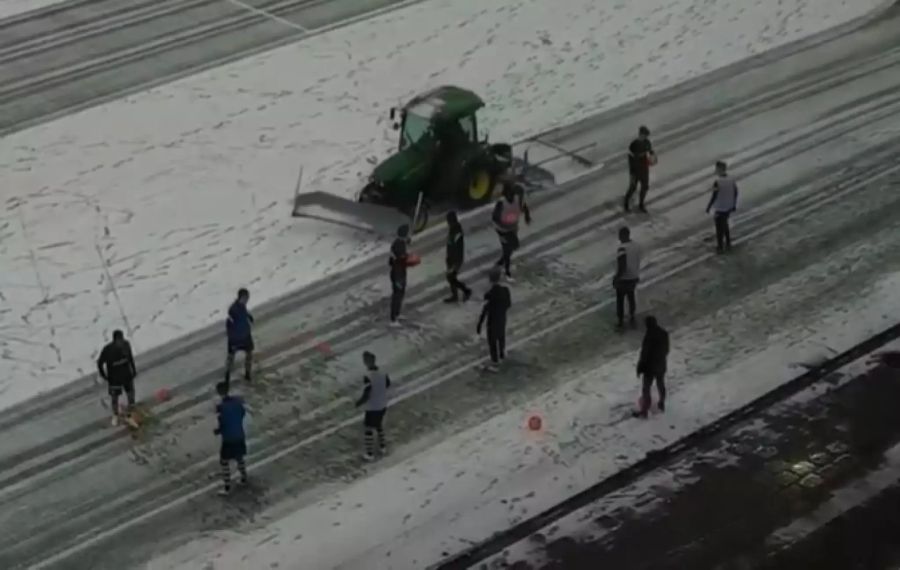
[291,191,410,238]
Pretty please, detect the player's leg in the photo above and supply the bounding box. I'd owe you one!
[505,233,519,279]
[487,328,500,364]
[224,348,236,388]
[715,213,726,252]
[375,410,387,455]
[615,287,626,328]
[236,441,248,483]
[124,378,136,411]
[723,213,733,249]
[626,286,637,325]
[243,346,253,382]
[637,172,650,211]
[634,374,653,418]
[363,412,376,460]
[624,174,638,211]
[218,445,232,496]
[109,386,121,426]
[656,374,667,411]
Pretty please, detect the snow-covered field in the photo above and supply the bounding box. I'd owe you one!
[147,271,900,570]
[0,0,883,409]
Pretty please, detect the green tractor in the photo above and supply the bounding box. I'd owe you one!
[358,85,512,232]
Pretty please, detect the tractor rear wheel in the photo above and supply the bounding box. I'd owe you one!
[459,165,495,208]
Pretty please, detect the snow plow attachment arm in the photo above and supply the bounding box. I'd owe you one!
[291,191,410,238]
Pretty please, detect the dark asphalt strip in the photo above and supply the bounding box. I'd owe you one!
[761,483,900,570]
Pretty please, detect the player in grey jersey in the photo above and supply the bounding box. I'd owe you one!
[706,160,738,253]
[355,351,391,460]
[614,226,641,330]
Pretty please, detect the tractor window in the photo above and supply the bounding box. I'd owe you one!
[400,113,431,150]
[458,115,476,141]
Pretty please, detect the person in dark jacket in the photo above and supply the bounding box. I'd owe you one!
[225,288,254,388]
[623,125,656,213]
[492,181,531,281]
[214,381,248,496]
[444,211,472,303]
[97,329,138,426]
[633,316,670,418]
[477,268,512,372]
[389,224,410,325]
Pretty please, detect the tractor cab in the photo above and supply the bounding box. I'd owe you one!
[356,86,512,232]
[391,87,484,152]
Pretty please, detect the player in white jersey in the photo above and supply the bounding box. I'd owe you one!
[705,160,738,253]
[355,351,391,460]
[614,226,641,330]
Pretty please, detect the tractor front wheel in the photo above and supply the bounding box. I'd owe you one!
[460,166,494,208]
[358,182,383,203]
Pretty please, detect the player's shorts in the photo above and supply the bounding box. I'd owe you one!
[615,278,639,293]
[227,338,255,355]
[497,230,519,248]
[220,440,247,461]
[363,409,386,430]
[629,169,650,186]
[108,377,135,396]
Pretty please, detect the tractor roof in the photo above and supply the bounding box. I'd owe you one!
[403,85,484,123]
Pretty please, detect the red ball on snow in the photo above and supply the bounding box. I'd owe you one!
[527,415,543,431]
[155,387,172,402]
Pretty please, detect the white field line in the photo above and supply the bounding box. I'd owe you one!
[222,0,310,32]
[0,0,213,62]
[29,158,900,570]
